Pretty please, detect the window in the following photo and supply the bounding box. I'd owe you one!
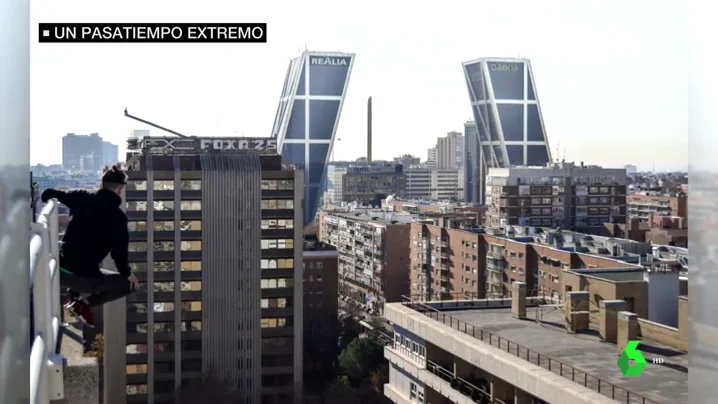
[129,242,147,252]
[154,241,174,251]
[261,258,294,269]
[261,278,293,289]
[261,317,289,328]
[180,180,201,190]
[261,199,295,210]
[181,301,202,312]
[261,180,294,190]
[181,281,202,291]
[154,302,174,312]
[125,344,147,354]
[154,282,174,292]
[261,298,289,308]
[152,221,174,231]
[410,383,418,400]
[261,219,294,229]
[128,221,148,231]
[154,201,174,211]
[180,220,201,231]
[129,262,147,272]
[127,201,147,211]
[181,261,201,271]
[181,321,202,331]
[180,200,201,210]
[126,364,147,374]
[180,241,202,251]
[126,181,147,191]
[261,337,292,348]
[126,384,148,395]
[155,261,174,272]
[153,180,174,190]
[261,239,294,249]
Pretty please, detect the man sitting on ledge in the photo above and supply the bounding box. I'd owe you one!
[41,165,139,327]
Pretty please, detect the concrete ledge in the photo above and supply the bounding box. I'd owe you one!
[58,327,99,404]
[386,303,618,404]
[383,383,411,404]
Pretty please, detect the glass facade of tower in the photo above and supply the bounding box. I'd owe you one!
[462,58,552,204]
[272,52,355,225]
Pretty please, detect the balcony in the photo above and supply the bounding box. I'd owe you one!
[24,200,100,403]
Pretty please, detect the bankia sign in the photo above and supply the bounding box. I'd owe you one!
[140,137,278,153]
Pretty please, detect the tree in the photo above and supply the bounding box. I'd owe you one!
[338,315,361,352]
[369,362,389,393]
[339,336,385,383]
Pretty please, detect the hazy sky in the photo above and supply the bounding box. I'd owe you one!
[31,0,687,171]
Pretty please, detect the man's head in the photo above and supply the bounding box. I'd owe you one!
[101,165,127,195]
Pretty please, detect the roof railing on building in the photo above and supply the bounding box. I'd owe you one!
[29,199,65,403]
[401,294,658,404]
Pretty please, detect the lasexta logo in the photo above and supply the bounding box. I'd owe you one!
[617,340,647,377]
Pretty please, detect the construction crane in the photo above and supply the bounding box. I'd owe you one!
[124,108,190,138]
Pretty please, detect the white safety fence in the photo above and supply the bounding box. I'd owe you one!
[29,199,65,403]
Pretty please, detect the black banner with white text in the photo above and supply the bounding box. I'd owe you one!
[38,23,267,43]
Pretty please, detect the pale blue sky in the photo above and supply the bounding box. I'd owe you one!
[31,0,687,171]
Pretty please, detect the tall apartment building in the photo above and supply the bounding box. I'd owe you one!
[628,193,688,225]
[302,236,339,382]
[404,168,464,201]
[485,162,627,234]
[410,219,667,300]
[323,165,347,204]
[341,163,406,206]
[463,121,480,204]
[425,147,437,168]
[110,136,304,404]
[318,211,411,314]
[62,132,104,171]
[436,131,464,169]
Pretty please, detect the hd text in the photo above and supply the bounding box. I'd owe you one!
[38,23,267,43]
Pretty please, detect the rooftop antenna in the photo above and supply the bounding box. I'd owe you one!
[124,108,189,138]
[304,43,308,51]
[563,147,566,161]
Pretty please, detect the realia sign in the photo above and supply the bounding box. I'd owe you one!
[310,57,350,67]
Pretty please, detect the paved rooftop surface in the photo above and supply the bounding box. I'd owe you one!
[440,307,687,404]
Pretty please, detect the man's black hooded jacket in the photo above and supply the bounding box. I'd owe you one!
[41,188,131,278]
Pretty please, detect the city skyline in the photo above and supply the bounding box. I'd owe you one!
[30,0,687,172]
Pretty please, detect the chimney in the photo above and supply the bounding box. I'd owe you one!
[565,291,590,333]
[617,311,639,353]
[599,299,626,342]
[367,96,373,164]
[511,281,527,319]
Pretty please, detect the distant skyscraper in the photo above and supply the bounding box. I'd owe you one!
[462,58,553,202]
[62,133,103,171]
[271,51,355,225]
[463,121,480,203]
[436,131,464,169]
[102,141,119,167]
[426,147,437,167]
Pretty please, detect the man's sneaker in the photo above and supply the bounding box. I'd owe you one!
[64,299,95,328]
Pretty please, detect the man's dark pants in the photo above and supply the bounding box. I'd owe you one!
[60,268,132,306]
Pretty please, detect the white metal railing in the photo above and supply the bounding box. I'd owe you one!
[29,199,65,403]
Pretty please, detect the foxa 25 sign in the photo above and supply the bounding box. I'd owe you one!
[310,57,350,67]
[199,138,277,151]
[141,137,277,153]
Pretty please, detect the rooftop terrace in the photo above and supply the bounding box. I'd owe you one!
[401,298,687,404]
